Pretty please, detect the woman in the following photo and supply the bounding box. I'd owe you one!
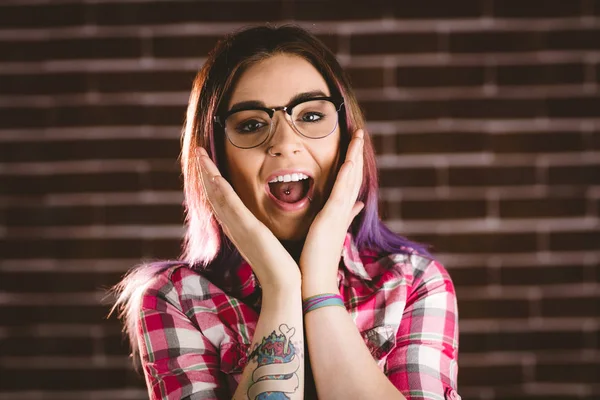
[112,25,460,400]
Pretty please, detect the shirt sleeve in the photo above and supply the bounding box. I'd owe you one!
[137,272,227,400]
[386,259,460,400]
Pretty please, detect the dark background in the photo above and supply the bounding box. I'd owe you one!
[1,1,599,399]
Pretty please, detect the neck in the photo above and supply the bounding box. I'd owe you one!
[280,239,305,264]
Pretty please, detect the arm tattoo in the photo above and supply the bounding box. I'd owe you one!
[247,324,300,400]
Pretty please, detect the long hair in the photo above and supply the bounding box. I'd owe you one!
[111,24,433,365]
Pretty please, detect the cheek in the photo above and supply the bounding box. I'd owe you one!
[224,146,262,201]
[321,132,343,177]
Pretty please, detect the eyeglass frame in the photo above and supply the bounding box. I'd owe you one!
[213,96,345,149]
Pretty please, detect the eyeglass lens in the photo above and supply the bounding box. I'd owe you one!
[224,99,339,148]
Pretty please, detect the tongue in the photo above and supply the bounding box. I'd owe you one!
[269,181,305,203]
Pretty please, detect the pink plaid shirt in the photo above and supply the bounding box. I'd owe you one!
[137,233,460,399]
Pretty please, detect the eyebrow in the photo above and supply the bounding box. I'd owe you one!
[228,90,328,113]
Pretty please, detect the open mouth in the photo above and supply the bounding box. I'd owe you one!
[267,177,313,205]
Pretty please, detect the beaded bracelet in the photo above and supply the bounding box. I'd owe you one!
[302,293,345,315]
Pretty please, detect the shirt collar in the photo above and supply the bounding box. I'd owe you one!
[340,232,373,282]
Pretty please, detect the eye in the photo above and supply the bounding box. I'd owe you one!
[299,112,324,123]
[236,119,269,134]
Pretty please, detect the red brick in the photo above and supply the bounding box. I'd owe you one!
[449,266,490,287]
[370,134,387,155]
[496,63,585,85]
[459,298,530,319]
[94,70,197,93]
[0,139,179,163]
[396,65,486,87]
[499,198,587,218]
[0,37,142,62]
[492,0,584,18]
[548,165,600,185]
[363,98,546,120]
[379,167,438,187]
[536,361,600,383]
[547,29,600,51]
[448,166,537,186]
[447,98,545,118]
[0,105,183,129]
[449,29,600,53]
[346,67,385,88]
[0,72,90,95]
[400,199,487,220]
[0,169,180,196]
[0,336,94,356]
[547,96,600,118]
[362,100,446,121]
[0,238,181,259]
[0,4,86,28]
[411,232,538,253]
[491,132,586,153]
[0,304,110,326]
[291,0,391,20]
[541,296,600,317]
[152,33,338,58]
[449,31,544,53]
[379,199,401,219]
[152,35,221,58]
[460,364,524,386]
[393,0,483,18]
[104,333,132,356]
[0,366,143,390]
[397,132,487,153]
[592,131,600,150]
[460,330,588,353]
[495,394,584,400]
[549,231,600,251]
[499,265,587,286]
[93,1,284,25]
[350,32,440,55]
[0,271,123,293]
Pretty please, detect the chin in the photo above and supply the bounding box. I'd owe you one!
[270,219,311,242]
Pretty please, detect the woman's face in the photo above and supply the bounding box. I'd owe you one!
[224,54,342,241]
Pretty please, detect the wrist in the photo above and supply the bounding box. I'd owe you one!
[301,279,339,299]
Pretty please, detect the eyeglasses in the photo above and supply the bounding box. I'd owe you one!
[214,96,344,149]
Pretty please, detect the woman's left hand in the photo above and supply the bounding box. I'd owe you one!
[299,128,365,297]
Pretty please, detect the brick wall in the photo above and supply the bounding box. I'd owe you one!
[1,1,599,399]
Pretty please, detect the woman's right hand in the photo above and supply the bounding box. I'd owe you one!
[196,147,301,291]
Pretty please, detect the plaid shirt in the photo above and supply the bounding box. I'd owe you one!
[137,232,460,399]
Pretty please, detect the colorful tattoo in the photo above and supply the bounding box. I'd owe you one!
[247,324,300,400]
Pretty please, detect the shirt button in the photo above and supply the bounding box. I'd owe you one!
[445,388,461,400]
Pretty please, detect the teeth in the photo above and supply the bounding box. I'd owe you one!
[268,173,310,183]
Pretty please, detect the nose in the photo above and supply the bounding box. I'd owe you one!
[265,111,302,156]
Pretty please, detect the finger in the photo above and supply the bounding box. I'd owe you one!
[345,129,363,164]
[348,130,364,195]
[196,151,252,229]
[347,201,365,227]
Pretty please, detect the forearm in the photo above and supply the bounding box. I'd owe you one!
[233,284,304,400]
[303,294,405,400]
